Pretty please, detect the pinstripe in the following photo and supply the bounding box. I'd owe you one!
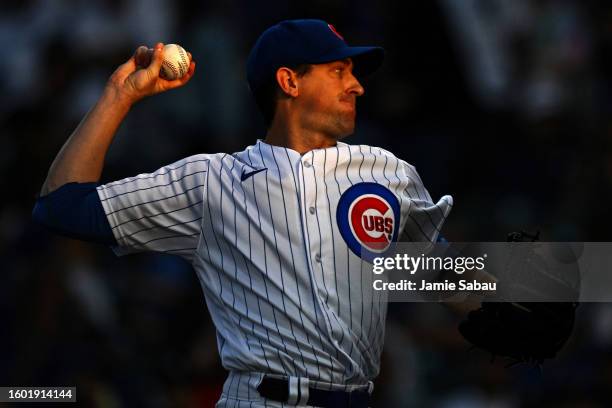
[220,158,249,407]
[239,155,277,373]
[393,158,414,241]
[99,157,210,189]
[269,146,312,376]
[137,231,199,245]
[225,155,271,372]
[442,196,454,208]
[405,176,424,200]
[322,148,342,384]
[408,211,439,240]
[163,247,196,253]
[310,150,331,305]
[374,148,392,353]
[401,170,439,241]
[100,170,207,201]
[243,372,250,406]
[311,152,331,304]
[106,184,204,215]
[248,374,258,407]
[257,143,304,376]
[403,171,445,234]
[196,162,213,260]
[407,182,448,237]
[122,215,202,238]
[98,140,453,402]
[233,372,241,408]
[355,145,368,373]
[366,146,377,345]
[342,144,355,373]
[219,336,226,361]
[206,155,230,358]
[111,199,203,229]
[332,146,351,382]
[310,149,342,389]
[237,160,273,373]
[227,161,253,355]
[227,370,237,407]
[246,148,292,375]
[380,150,391,187]
[285,147,324,380]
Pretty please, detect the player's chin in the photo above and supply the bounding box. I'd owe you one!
[329,111,356,139]
[335,121,356,139]
[341,113,357,134]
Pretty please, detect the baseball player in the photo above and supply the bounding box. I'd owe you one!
[33,19,453,407]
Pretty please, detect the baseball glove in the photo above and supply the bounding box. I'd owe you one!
[458,231,579,365]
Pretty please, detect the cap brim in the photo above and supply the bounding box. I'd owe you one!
[311,46,385,77]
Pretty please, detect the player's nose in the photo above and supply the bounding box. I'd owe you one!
[347,73,365,97]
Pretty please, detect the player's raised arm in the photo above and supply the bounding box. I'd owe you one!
[39,43,196,196]
[33,43,196,246]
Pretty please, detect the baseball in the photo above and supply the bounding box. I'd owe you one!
[160,44,190,80]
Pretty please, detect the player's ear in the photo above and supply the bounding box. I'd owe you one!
[276,67,299,98]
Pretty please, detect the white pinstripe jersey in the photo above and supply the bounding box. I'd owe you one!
[97,139,453,388]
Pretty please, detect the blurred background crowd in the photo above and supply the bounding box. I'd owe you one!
[3,0,612,406]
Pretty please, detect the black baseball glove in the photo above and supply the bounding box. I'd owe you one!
[459,301,577,364]
[458,231,579,365]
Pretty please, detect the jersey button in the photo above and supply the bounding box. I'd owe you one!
[309,206,315,214]
[315,253,321,263]
[304,161,312,168]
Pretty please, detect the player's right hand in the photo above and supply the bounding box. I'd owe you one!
[105,43,196,105]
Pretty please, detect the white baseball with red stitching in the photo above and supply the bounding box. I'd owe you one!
[160,44,190,80]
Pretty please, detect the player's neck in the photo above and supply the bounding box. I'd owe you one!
[265,118,337,155]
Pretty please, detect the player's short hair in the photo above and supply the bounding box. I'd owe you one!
[253,64,312,128]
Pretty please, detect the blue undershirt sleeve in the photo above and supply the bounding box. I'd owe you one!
[32,182,117,246]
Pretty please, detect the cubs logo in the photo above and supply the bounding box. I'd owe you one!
[337,183,401,261]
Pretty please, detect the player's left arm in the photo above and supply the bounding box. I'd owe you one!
[397,160,492,316]
[397,160,453,244]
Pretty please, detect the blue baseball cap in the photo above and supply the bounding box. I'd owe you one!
[246,19,384,93]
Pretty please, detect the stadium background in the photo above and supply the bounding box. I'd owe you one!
[2,0,612,406]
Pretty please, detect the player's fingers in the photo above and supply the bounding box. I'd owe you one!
[112,56,137,80]
[134,46,152,68]
[187,51,192,62]
[181,61,196,83]
[145,43,165,76]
